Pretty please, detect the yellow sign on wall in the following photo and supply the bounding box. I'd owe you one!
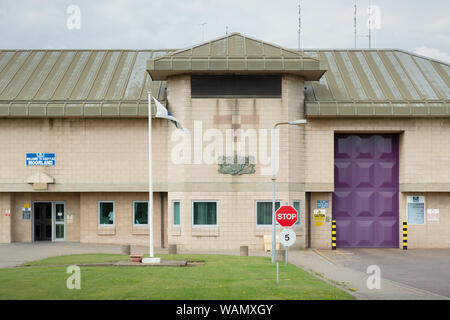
[313,209,326,226]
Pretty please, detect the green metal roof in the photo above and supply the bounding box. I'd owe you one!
[0,41,448,118]
[302,49,449,117]
[147,33,326,81]
[0,49,173,117]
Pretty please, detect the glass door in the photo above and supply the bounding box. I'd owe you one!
[53,202,66,241]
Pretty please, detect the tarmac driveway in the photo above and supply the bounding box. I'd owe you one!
[315,248,450,298]
[0,242,128,268]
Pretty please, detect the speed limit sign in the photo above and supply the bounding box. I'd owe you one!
[279,229,296,247]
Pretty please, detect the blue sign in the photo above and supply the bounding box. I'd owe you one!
[317,200,329,209]
[26,153,55,166]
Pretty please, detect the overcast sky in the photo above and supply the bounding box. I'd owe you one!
[0,0,449,62]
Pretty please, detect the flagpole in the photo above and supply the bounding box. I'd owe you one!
[143,92,160,264]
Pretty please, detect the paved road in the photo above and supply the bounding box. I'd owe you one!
[0,242,133,268]
[313,248,450,298]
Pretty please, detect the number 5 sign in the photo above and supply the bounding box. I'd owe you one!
[279,229,296,247]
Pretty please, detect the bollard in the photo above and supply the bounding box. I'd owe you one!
[240,246,249,256]
[168,244,177,254]
[121,244,131,255]
[403,221,407,250]
[332,220,337,250]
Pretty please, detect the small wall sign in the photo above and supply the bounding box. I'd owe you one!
[22,208,31,220]
[26,153,55,166]
[5,209,11,217]
[407,196,425,225]
[67,210,73,223]
[427,209,439,222]
[313,209,326,226]
[317,200,329,209]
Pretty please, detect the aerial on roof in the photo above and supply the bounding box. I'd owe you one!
[0,34,448,118]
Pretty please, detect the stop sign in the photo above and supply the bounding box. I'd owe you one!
[276,205,298,227]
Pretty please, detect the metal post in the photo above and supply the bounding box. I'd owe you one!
[271,128,277,263]
[143,93,160,264]
[368,0,372,49]
[149,93,154,257]
[276,262,279,285]
[270,120,307,263]
[285,246,288,265]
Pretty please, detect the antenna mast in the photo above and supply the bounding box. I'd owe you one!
[298,1,301,50]
[200,22,207,41]
[354,2,357,48]
[355,1,374,49]
[368,0,372,48]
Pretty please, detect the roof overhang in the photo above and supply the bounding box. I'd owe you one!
[305,101,450,117]
[146,33,327,81]
[147,64,327,81]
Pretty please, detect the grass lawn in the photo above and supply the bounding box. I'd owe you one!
[0,254,354,300]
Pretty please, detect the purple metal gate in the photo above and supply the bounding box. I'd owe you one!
[333,134,399,248]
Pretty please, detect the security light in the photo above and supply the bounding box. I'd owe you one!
[288,119,307,125]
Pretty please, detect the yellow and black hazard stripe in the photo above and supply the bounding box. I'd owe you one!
[332,220,337,250]
[403,220,407,250]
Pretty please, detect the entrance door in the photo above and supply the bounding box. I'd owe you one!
[53,202,66,241]
[333,134,399,248]
[34,202,52,241]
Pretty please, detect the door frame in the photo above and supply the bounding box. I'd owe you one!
[52,201,66,242]
[32,201,66,242]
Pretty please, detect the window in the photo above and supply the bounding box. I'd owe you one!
[293,201,301,226]
[256,201,281,226]
[173,201,180,227]
[98,201,115,226]
[133,201,148,225]
[192,201,217,226]
[191,75,282,98]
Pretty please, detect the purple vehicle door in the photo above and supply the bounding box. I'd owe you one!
[333,134,399,248]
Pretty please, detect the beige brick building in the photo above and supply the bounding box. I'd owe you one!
[0,33,448,250]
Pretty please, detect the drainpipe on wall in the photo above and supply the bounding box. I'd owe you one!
[161,193,165,248]
[303,94,311,249]
[307,192,311,248]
